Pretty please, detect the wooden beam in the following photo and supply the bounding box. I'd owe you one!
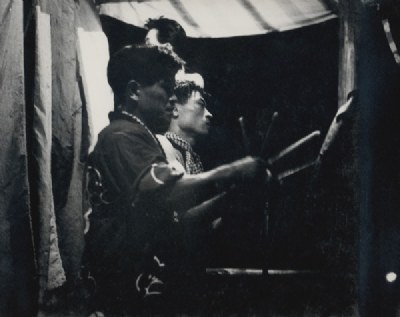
[337,0,361,106]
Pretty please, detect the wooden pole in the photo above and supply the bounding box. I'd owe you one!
[337,0,360,106]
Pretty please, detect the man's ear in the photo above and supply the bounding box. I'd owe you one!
[126,80,140,101]
[172,104,179,118]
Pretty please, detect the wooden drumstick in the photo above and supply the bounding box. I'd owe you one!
[238,116,251,155]
[319,95,355,157]
[277,159,318,182]
[267,130,320,165]
[260,112,279,158]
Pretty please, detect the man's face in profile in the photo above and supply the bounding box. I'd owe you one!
[175,90,212,136]
[137,79,176,134]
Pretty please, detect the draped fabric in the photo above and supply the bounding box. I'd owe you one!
[34,0,109,295]
[27,2,84,301]
[33,5,66,298]
[99,0,337,38]
[1,0,109,315]
[0,0,36,315]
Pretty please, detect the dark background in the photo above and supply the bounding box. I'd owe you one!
[359,6,400,316]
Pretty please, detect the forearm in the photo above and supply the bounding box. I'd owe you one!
[167,162,240,211]
[181,191,227,224]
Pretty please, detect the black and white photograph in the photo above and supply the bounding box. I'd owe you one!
[1,0,400,316]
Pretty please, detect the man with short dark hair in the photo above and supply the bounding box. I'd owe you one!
[144,17,186,51]
[86,44,184,312]
[159,79,211,174]
[86,44,267,313]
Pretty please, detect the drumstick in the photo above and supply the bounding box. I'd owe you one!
[267,130,320,165]
[238,116,251,155]
[277,159,318,182]
[319,95,355,157]
[259,112,279,157]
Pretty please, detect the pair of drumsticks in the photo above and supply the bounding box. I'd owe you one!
[238,113,319,182]
[238,93,356,182]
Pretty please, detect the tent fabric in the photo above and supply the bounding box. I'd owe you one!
[24,0,107,305]
[36,0,87,286]
[33,5,66,295]
[0,0,36,315]
[0,1,109,311]
[99,0,337,38]
[32,0,109,294]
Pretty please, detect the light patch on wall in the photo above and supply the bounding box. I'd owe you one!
[77,28,114,152]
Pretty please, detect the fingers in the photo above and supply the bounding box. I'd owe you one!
[233,156,268,181]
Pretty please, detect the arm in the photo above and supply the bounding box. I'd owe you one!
[182,191,227,224]
[138,156,267,212]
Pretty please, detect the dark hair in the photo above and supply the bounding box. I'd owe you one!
[174,81,211,106]
[107,44,184,103]
[145,17,186,48]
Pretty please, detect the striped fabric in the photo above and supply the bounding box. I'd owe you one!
[99,0,337,38]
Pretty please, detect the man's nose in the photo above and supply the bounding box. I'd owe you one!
[168,95,178,106]
[205,108,213,119]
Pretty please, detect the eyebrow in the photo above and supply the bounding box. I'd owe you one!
[198,97,206,107]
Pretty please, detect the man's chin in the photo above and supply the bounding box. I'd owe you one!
[200,128,211,135]
[153,126,169,134]
[150,120,170,134]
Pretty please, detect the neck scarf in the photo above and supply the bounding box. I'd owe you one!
[165,132,204,174]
